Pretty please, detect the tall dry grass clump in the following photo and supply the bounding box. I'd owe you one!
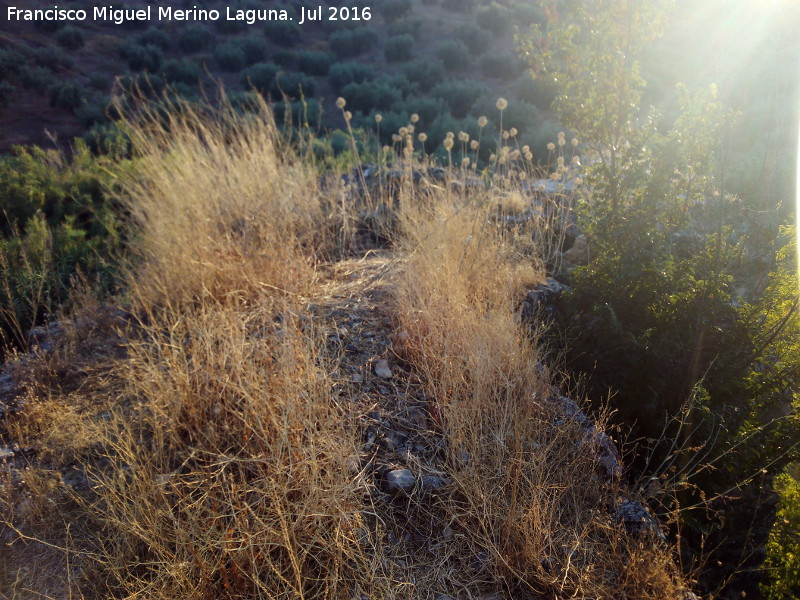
[114,95,325,311]
[392,191,689,598]
[59,99,369,599]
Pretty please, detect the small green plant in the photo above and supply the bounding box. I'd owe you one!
[328,62,375,94]
[241,62,281,94]
[214,41,247,72]
[296,50,334,76]
[56,26,87,50]
[48,80,85,111]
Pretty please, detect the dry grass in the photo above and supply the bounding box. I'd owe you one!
[392,191,689,598]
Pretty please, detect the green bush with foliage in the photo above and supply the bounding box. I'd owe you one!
[384,34,415,62]
[137,27,170,51]
[0,143,120,354]
[401,59,446,90]
[762,467,800,599]
[431,78,489,118]
[264,21,301,46]
[178,25,213,52]
[455,22,493,55]
[329,27,378,57]
[436,40,470,72]
[48,80,85,111]
[118,42,163,72]
[161,59,202,85]
[340,79,402,113]
[56,26,87,51]
[241,62,280,94]
[296,51,334,76]
[328,62,376,94]
[477,2,511,35]
[271,71,317,99]
[214,42,247,72]
[381,0,413,21]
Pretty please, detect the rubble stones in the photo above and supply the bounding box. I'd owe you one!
[384,468,416,494]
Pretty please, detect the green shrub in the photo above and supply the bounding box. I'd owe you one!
[89,73,109,91]
[0,50,24,78]
[402,59,445,90]
[76,100,108,128]
[272,50,297,67]
[214,42,247,72]
[56,26,86,51]
[264,21,301,46]
[479,53,521,80]
[118,42,163,72]
[431,78,489,117]
[513,75,556,109]
[241,36,269,65]
[762,469,800,600]
[442,0,476,12]
[477,2,510,35]
[20,66,52,91]
[0,81,12,109]
[295,50,334,76]
[455,22,493,55]
[271,71,317,99]
[329,27,378,57]
[436,39,470,72]
[161,59,202,85]
[215,16,247,34]
[48,80,85,111]
[387,17,424,40]
[32,46,71,70]
[240,62,280,94]
[137,26,170,51]
[328,62,375,93]
[178,25,213,52]
[381,0,413,21]
[390,96,448,128]
[384,34,415,62]
[340,79,401,113]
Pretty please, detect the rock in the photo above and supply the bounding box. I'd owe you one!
[613,500,666,543]
[384,468,415,493]
[351,373,363,383]
[547,394,588,425]
[563,234,589,267]
[521,277,572,321]
[421,475,448,490]
[584,426,622,480]
[374,359,393,379]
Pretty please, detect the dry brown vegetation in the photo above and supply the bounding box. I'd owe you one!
[0,100,692,599]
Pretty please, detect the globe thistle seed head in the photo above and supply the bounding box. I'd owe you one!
[547,142,556,151]
[336,97,346,109]
[509,149,520,161]
[443,138,454,151]
[496,97,508,111]
[344,111,352,121]
[375,114,383,123]
[509,127,518,137]
[478,116,488,128]
[410,113,419,123]
[558,137,566,146]
[556,156,564,167]
[458,131,469,142]
[571,138,579,147]
[470,140,479,150]
[418,133,428,142]
[502,131,510,140]
[399,127,408,136]
[461,157,470,167]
